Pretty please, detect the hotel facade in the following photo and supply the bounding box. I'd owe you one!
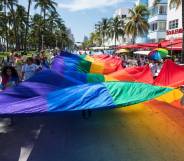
[104,0,182,46]
[166,0,182,40]
[148,0,168,42]
[147,0,182,42]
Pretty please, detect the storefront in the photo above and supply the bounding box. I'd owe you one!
[166,0,182,40]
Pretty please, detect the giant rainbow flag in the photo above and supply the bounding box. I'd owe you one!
[0,52,183,115]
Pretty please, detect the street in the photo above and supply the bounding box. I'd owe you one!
[1,103,184,161]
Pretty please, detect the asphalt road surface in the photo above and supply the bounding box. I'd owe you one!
[1,103,184,161]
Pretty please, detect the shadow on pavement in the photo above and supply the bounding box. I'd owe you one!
[1,106,184,161]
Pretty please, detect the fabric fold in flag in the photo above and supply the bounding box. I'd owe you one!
[154,60,184,87]
[51,52,123,74]
[0,53,183,116]
[107,65,153,84]
[0,82,173,115]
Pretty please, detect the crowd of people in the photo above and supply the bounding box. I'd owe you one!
[123,56,163,78]
[0,49,173,91]
[77,50,166,78]
[0,50,58,91]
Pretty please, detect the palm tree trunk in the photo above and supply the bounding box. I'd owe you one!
[181,1,184,63]
[4,1,8,51]
[102,36,104,47]
[24,0,32,52]
[42,8,46,50]
[8,4,19,50]
[132,37,135,44]
[115,36,117,47]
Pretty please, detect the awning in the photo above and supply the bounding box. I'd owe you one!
[134,50,150,55]
[117,43,158,50]
[116,48,130,53]
[116,44,143,49]
[160,38,182,50]
[167,43,182,50]
[116,38,182,50]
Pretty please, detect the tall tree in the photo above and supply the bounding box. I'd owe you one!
[24,0,32,51]
[0,0,9,50]
[0,0,74,51]
[34,0,57,50]
[6,0,19,50]
[31,13,44,50]
[47,11,63,33]
[98,18,110,46]
[15,5,27,50]
[125,4,149,44]
[109,16,124,46]
[90,32,102,46]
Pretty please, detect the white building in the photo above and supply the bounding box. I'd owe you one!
[113,8,129,18]
[104,8,131,46]
[148,0,167,42]
[166,0,182,40]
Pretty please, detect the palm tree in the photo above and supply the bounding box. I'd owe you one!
[47,11,63,32]
[47,11,65,47]
[98,18,110,46]
[90,32,102,46]
[34,0,57,49]
[0,0,18,50]
[6,0,19,50]
[125,4,149,44]
[15,5,27,50]
[31,13,44,49]
[0,0,8,51]
[35,0,57,23]
[0,12,6,46]
[24,0,32,51]
[0,0,74,51]
[109,16,124,46]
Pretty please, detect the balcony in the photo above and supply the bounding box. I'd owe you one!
[148,30,166,41]
[148,14,167,23]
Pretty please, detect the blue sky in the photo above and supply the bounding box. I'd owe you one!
[22,0,135,42]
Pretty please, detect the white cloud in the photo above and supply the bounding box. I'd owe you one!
[58,0,126,12]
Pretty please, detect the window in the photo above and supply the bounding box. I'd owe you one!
[158,5,167,15]
[149,5,167,17]
[151,22,158,31]
[158,21,166,31]
[121,15,126,19]
[169,19,179,29]
[150,21,166,32]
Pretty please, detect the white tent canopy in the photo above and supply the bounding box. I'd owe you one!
[134,50,150,56]
[89,46,110,50]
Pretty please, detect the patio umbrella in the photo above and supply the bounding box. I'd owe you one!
[116,48,130,54]
[148,48,169,60]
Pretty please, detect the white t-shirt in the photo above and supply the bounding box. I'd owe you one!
[22,64,38,80]
[149,63,158,77]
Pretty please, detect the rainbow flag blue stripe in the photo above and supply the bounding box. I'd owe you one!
[0,82,172,115]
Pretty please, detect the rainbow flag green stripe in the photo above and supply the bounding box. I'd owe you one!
[0,82,173,114]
